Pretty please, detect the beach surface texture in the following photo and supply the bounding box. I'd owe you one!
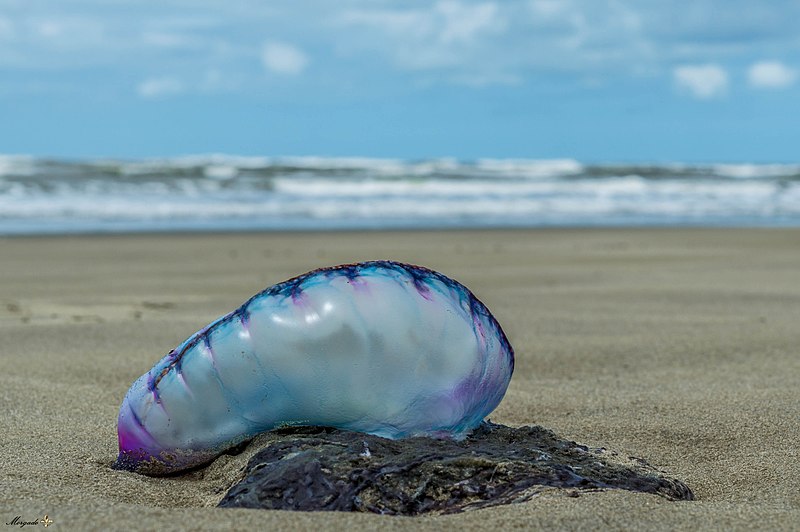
[1,229,798,530]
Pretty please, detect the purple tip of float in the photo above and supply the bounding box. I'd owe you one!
[112,401,160,471]
[289,283,304,303]
[238,307,250,329]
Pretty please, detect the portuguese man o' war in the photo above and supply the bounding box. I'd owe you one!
[114,261,514,475]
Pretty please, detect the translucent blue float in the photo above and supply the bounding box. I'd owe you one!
[115,261,514,474]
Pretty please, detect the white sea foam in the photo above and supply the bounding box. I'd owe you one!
[203,165,239,180]
[475,158,584,178]
[0,155,36,178]
[712,163,800,179]
[272,177,563,197]
[1,155,799,233]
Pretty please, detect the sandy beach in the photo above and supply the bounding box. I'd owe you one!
[1,228,798,530]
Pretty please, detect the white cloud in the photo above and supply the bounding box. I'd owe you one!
[0,16,13,40]
[340,1,503,45]
[142,31,193,48]
[437,1,501,44]
[36,20,63,38]
[261,41,309,75]
[32,16,106,47]
[137,76,184,98]
[747,61,797,89]
[337,0,660,84]
[529,0,567,18]
[4,1,800,94]
[673,64,728,99]
[338,1,508,82]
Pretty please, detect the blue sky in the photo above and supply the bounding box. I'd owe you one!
[1,0,799,162]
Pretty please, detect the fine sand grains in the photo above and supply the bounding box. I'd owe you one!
[1,229,799,530]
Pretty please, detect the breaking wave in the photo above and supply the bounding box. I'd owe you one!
[1,155,799,234]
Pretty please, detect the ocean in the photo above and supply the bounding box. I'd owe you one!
[1,154,799,235]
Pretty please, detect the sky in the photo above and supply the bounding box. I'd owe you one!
[1,0,799,162]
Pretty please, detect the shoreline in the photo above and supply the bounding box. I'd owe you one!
[4,222,800,239]
[2,228,798,529]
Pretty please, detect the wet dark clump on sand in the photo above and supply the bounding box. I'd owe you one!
[218,423,693,515]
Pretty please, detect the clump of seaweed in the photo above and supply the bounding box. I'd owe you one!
[219,422,693,515]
